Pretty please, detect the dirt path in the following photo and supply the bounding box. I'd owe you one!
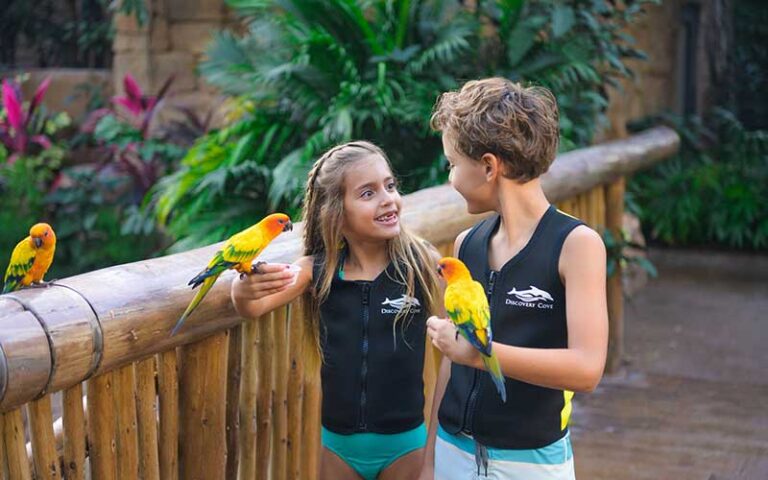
[572,248,768,479]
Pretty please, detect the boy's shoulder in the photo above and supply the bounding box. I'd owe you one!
[559,224,606,274]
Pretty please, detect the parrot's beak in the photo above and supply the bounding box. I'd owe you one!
[33,237,43,248]
[283,220,293,232]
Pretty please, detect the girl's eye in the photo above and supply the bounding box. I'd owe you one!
[361,190,374,199]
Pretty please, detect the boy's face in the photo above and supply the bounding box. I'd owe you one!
[442,131,494,214]
[341,155,403,243]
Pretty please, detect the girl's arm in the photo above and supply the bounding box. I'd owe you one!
[231,255,314,319]
[420,230,468,478]
[420,355,450,479]
[429,226,608,393]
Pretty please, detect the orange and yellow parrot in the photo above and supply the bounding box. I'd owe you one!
[170,213,293,336]
[437,256,506,402]
[3,223,57,294]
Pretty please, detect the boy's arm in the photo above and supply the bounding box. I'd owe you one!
[430,226,608,393]
[231,255,313,319]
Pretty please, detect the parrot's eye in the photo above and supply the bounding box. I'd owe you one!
[44,231,49,237]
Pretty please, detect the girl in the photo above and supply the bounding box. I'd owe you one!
[232,141,443,480]
[422,78,608,479]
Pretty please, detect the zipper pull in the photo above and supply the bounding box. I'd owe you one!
[362,283,370,305]
[486,270,497,297]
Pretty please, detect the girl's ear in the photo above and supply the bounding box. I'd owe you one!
[480,153,501,182]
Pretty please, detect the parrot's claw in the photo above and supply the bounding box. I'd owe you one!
[28,280,56,289]
[251,261,267,275]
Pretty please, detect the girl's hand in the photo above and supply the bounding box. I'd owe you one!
[426,316,481,368]
[232,263,296,302]
[417,465,434,480]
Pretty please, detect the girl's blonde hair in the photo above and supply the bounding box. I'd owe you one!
[299,141,441,373]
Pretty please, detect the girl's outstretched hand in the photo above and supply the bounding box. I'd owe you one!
[232,263,297,301]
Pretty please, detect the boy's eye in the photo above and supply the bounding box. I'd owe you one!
[386,181,397,191]
[445,161,454,171]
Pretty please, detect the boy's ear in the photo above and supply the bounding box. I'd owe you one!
[480,153,501,181]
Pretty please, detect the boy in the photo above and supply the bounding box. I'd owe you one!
[422,78,608,479]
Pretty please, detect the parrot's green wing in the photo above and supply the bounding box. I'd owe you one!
[3,238,35,293]
[445,279,492,355]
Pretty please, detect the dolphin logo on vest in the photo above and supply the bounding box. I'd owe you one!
[381,295,421,314]
[506,286,554,309]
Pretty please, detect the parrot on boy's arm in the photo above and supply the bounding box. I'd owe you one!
[3,223,57,294]
[437,256,506,402]
[170,213,293,336]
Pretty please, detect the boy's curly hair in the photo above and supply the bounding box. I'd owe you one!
[430,77,560,182]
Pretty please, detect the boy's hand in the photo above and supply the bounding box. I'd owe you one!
[427,316,481,369]
[232,263,296,301]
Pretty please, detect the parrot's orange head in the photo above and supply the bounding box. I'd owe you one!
[437,257,471,284]
[29,223,56,250]
[262,213,293,238]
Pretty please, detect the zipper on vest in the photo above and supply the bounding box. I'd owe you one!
[463,269,498,434]
[358,282,371,431]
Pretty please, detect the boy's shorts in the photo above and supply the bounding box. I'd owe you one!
[435,425,576,480]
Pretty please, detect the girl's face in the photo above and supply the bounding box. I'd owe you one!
[342,155,403,242]
[442,130,495,214]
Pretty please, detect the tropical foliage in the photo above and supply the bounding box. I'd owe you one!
[628,109,768,250]
[152,0,654,249]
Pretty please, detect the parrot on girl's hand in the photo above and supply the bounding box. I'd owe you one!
[3,223,57,294]
[170,213,293,336]
[437,256,506,402]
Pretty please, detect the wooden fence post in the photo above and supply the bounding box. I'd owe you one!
[605,178,626,373]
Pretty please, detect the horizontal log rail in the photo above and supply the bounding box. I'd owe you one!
[0,126,678,413]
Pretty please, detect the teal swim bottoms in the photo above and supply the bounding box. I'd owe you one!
[321,423,427,480]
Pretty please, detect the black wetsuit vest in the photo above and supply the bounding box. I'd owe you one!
[438,205,583,449]
[314,257,428,434]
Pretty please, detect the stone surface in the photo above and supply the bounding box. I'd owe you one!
[151,51,198,91]
[19,69,112,121]
[573,248,768,479]
[170,22,218,55]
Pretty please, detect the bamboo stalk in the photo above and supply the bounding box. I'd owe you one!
[256,314,275,480]
[605,178,626,373]
[157,350,178,480]
[62,385,86,480]
[226,325,242,480]
[87,372,117,480]
[27,395,60,479]
[301,376,321,480]
[272,307,289,480]
[238,318,260,479]
[286,306,305,480]
[179,333,229,480]
[3,409,31,480]
[114,364,139,479]
[135,357,160,480]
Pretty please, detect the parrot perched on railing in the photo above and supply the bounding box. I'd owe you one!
[437,256,506,402]
[170,213,293,336]
[3,223,57,294]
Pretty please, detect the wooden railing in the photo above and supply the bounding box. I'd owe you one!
[0,126,679,480]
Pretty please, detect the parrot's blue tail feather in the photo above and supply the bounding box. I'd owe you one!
[484,352,507,403]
